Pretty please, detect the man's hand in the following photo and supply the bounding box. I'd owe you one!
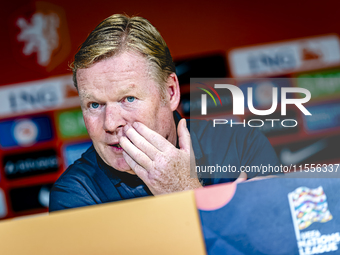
[120,119,202,195]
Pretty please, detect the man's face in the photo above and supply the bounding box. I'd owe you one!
[76,51,178,174]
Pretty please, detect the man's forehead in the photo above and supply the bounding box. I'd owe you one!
[77,55,153,84]
[77,51,151,75]
[79,81,135,92]
[76,51,159,99]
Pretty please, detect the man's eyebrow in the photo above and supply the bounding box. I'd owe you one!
[115,84,137,94]
[79,91,92,100]
[111,84,148,97]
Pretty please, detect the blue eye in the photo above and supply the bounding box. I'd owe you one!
[126,96,135,102]
[90,102,99,109]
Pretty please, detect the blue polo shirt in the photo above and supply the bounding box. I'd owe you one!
[49,113,280,212]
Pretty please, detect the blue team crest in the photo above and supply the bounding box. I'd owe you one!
[0,116,53,148]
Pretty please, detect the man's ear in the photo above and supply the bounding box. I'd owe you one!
[166,73,180,111]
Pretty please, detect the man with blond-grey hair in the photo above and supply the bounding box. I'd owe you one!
[49,14,279,212]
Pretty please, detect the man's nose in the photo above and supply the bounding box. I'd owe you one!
[103,104,125,134]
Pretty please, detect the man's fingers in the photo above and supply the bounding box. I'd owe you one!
[122,151,149,181]
[124,125,159,160]
[122,150,138,170]
[120,136,152,170]
[177,118,191,153]
[131,122,172,152]
[235,171,247,183]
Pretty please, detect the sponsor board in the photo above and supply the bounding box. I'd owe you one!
[276,136,339,166]
[9,184,53,212]
[0,75,79,117]
[296,70,340,101]
[56,108,88,138]
[0,188,7,219]
[229,35,340,78]
[3,149,60,179]
[63,141,92,167]
[0,116,53,148]
[303,102,340,132]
